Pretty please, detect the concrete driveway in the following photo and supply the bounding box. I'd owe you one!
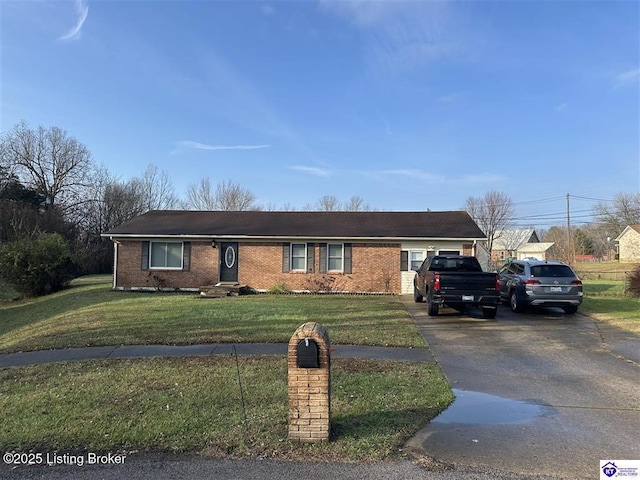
[402,298,640,479]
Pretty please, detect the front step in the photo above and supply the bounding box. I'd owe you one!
[199,283,250,298]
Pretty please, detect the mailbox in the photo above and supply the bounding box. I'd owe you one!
[296,338,319,368]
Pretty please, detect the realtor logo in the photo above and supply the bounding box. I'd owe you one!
[602,462,618,478]
[601,460,640,479]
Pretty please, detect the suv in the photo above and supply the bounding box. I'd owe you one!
[498,260,583,314]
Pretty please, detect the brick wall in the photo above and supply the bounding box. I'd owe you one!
[288,322,330,442]
[240,242,401,293]
[116,240,218,289]
[114,240,401,293]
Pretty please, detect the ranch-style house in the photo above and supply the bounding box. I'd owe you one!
[103,210,488,295]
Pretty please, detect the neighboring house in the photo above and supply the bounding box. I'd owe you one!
[615,225,640,262]
[515,242,556,261]
[491,229,540,262]
[103,210,487,295]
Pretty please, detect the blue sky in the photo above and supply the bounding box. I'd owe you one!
[1,0,638,228]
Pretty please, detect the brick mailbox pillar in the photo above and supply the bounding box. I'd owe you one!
[288,322,330,442]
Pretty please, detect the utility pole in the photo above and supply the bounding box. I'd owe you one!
[566,193,574,264]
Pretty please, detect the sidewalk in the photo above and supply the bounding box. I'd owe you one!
[0,343,434,368]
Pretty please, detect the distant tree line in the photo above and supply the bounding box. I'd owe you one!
[0,122,374,294]
[1,121,638,294]
[464,190,640,266]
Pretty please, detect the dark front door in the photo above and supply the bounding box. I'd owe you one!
[219,242,239,283]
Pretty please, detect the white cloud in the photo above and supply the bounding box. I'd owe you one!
[289,165,331,177]
[614,67,639,88]
[555,102,567,112]
[319,0,464,75]
[366,168,506,185]
[58,0,88,41]
[261,4,275,16]
[178,140,271,151]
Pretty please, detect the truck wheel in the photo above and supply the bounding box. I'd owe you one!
[510,291,525,313]
[482,306,497,319]
[414,286,423,303]
[427,298,439,316]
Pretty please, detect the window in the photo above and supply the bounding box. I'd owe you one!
[410,251,425,271]
[150,242,183,269]
[291,243,307,271]
[401,250,426,271]
[327,243,343,272]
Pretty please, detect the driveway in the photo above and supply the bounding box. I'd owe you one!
[402,298,640,479]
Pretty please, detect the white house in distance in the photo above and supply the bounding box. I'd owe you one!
[516,242,556,260]
[491,229,540,262]
[615,225,640,262]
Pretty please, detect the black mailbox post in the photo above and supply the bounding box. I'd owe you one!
[296,338,319,368]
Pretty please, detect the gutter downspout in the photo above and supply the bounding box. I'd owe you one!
[112,238,119,290]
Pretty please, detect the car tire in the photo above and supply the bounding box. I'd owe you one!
[482,306,497,319]
[414,286,423,303]
[510,291,525,313]
[427,297,439,316]
[563,306,578,314]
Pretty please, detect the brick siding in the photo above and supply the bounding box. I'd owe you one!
[114,240,401,293]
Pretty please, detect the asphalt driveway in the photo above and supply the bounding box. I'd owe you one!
[402,298,640,479]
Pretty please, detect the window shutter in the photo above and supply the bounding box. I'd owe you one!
[282,243,290,272]
[400,250,408,271]
[183,242,191,271]
[344,243,352,274]
[307,243,315,273]
[319,243,327,273]
[141,241,150,270]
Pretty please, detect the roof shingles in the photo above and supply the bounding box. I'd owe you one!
[105,210,486,240]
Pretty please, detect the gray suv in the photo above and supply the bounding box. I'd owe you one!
[498,260,583,314]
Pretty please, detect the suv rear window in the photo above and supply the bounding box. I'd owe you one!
[530,265,575,277]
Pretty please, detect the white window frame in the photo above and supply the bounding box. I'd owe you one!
[327,243,344,272]
[409,250,426,271]
[149,241,184,270]
[290,243,307,272]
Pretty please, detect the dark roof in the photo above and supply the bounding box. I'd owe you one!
[104,210,486,240]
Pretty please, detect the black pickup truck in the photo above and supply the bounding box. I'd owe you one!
[413,255,501,319]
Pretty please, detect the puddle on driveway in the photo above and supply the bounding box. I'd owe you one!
[433,389,547,425]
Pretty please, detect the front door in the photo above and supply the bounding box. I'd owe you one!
[219,242,239,283]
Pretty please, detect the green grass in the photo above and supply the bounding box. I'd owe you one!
[580,275,640,334]
[0,357,453,461]
[575,261,638,281]
[0,275,425,354]
[0,275,453,461]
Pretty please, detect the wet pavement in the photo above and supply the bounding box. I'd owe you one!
[403,298,640,479]
[430,389,548,426]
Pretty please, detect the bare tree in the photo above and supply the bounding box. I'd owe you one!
[0,121,92,212]
[133,164,178,211]
[185,177,217,210]
[464,190,515,256]
[343,195,372,212]
[543,226,575,265]
[592,192,640,236]
[214,179,257,211]
[313,195,342,211]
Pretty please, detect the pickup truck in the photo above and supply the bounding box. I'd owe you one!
[413,255,501,319]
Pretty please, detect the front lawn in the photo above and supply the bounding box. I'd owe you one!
[0,357,453,461]
[0,276,425,354]
[0,275,451,461]
[581,278,640,334]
